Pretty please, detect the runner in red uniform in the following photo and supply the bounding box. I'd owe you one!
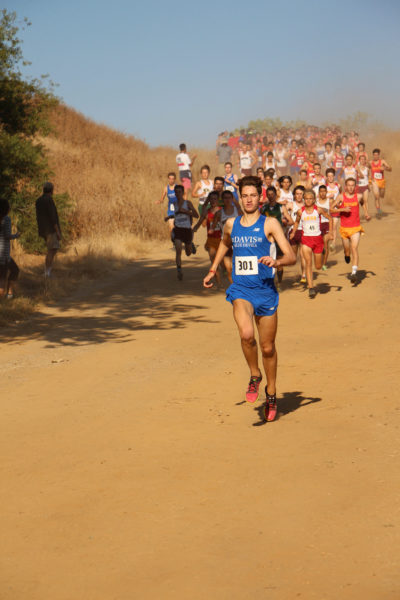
[330,178,364,283]
[193,191,222,283]
[369,148,392,218]
[290,189,332,298]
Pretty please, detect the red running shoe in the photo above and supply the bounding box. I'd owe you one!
[264,389,278,422]
[245,375,262,403]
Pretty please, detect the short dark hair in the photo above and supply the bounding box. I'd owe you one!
[238,175,262,196]
[326,167,336,176]
[179,143,186,151]
[224,161,232,167]
[43,181,54,194]
[214,176,224,184]
[266,186,276,195]
[372,148,380,154]
[345,177,357,184]
[200,164,210,173]
[174,184,184,193]
[293,185,305,194]
[279,175,292,186]
[167,172,176,178]
[318,185,327,191]
[221,190,234,200]
[207,191,219,202]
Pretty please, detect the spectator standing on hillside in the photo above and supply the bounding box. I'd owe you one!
[176,143,197,195]
[0,199,20,299]
[35,182,62,278]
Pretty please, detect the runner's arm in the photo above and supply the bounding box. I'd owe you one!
[157,186,167,204]
[331,195,350,213]
[262,219,296,267]
[382,160,392,171]
[224,176,239,190]
[203,220,233,288]
[281,205,294,227]
[210,211,221,231]
[317,207,334,239]
[191,181,201,198]
[289,212,301,238]
[188,201,199,219]
[192,208,208,232]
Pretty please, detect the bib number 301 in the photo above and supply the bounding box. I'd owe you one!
[235,256,259,275]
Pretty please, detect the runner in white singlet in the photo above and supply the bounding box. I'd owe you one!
[192,165,213,218]
[325,168,341,250]
[316,185,331,269]
[288,185,307,283]
[356,155,371,221]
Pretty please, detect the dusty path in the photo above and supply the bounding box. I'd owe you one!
[1,212,400,599]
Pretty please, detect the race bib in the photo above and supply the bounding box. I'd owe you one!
[297,157,303,166]
[235,256,259,275]
[374,172,383,180]
[225,185,234,192]
[169,203,175,212]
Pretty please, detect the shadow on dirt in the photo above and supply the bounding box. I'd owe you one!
[338,269,376,287]
[252,391,322,426]
[1,255,222,347]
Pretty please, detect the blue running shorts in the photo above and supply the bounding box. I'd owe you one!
[226,283,279,316]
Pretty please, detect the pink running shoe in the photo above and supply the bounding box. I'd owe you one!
[245,375,262,403]
[265,389,278,422]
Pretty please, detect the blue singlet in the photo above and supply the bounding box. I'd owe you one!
[224,174,239,200]
[167,185,177,216]
[226,214,279,316]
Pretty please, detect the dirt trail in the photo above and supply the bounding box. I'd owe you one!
[1,212,400,600]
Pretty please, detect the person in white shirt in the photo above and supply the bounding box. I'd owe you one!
[176,143,197,194]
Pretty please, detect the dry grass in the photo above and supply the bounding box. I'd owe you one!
[1,105,217,326]
[44,105,217,240]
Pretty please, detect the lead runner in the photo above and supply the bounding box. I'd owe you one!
[203,175,296,421]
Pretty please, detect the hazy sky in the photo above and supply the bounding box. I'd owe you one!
[5,0,400,147]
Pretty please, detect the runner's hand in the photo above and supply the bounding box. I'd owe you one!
[203,271,215,288]
[258,256,277,267]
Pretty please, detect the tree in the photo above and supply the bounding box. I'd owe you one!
[0,9,71,251]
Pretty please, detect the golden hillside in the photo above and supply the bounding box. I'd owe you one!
[44,105,216,241]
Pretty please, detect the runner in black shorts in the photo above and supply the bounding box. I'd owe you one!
[172,185,199,280]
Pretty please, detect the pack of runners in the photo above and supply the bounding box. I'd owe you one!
[157,126,391,421]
